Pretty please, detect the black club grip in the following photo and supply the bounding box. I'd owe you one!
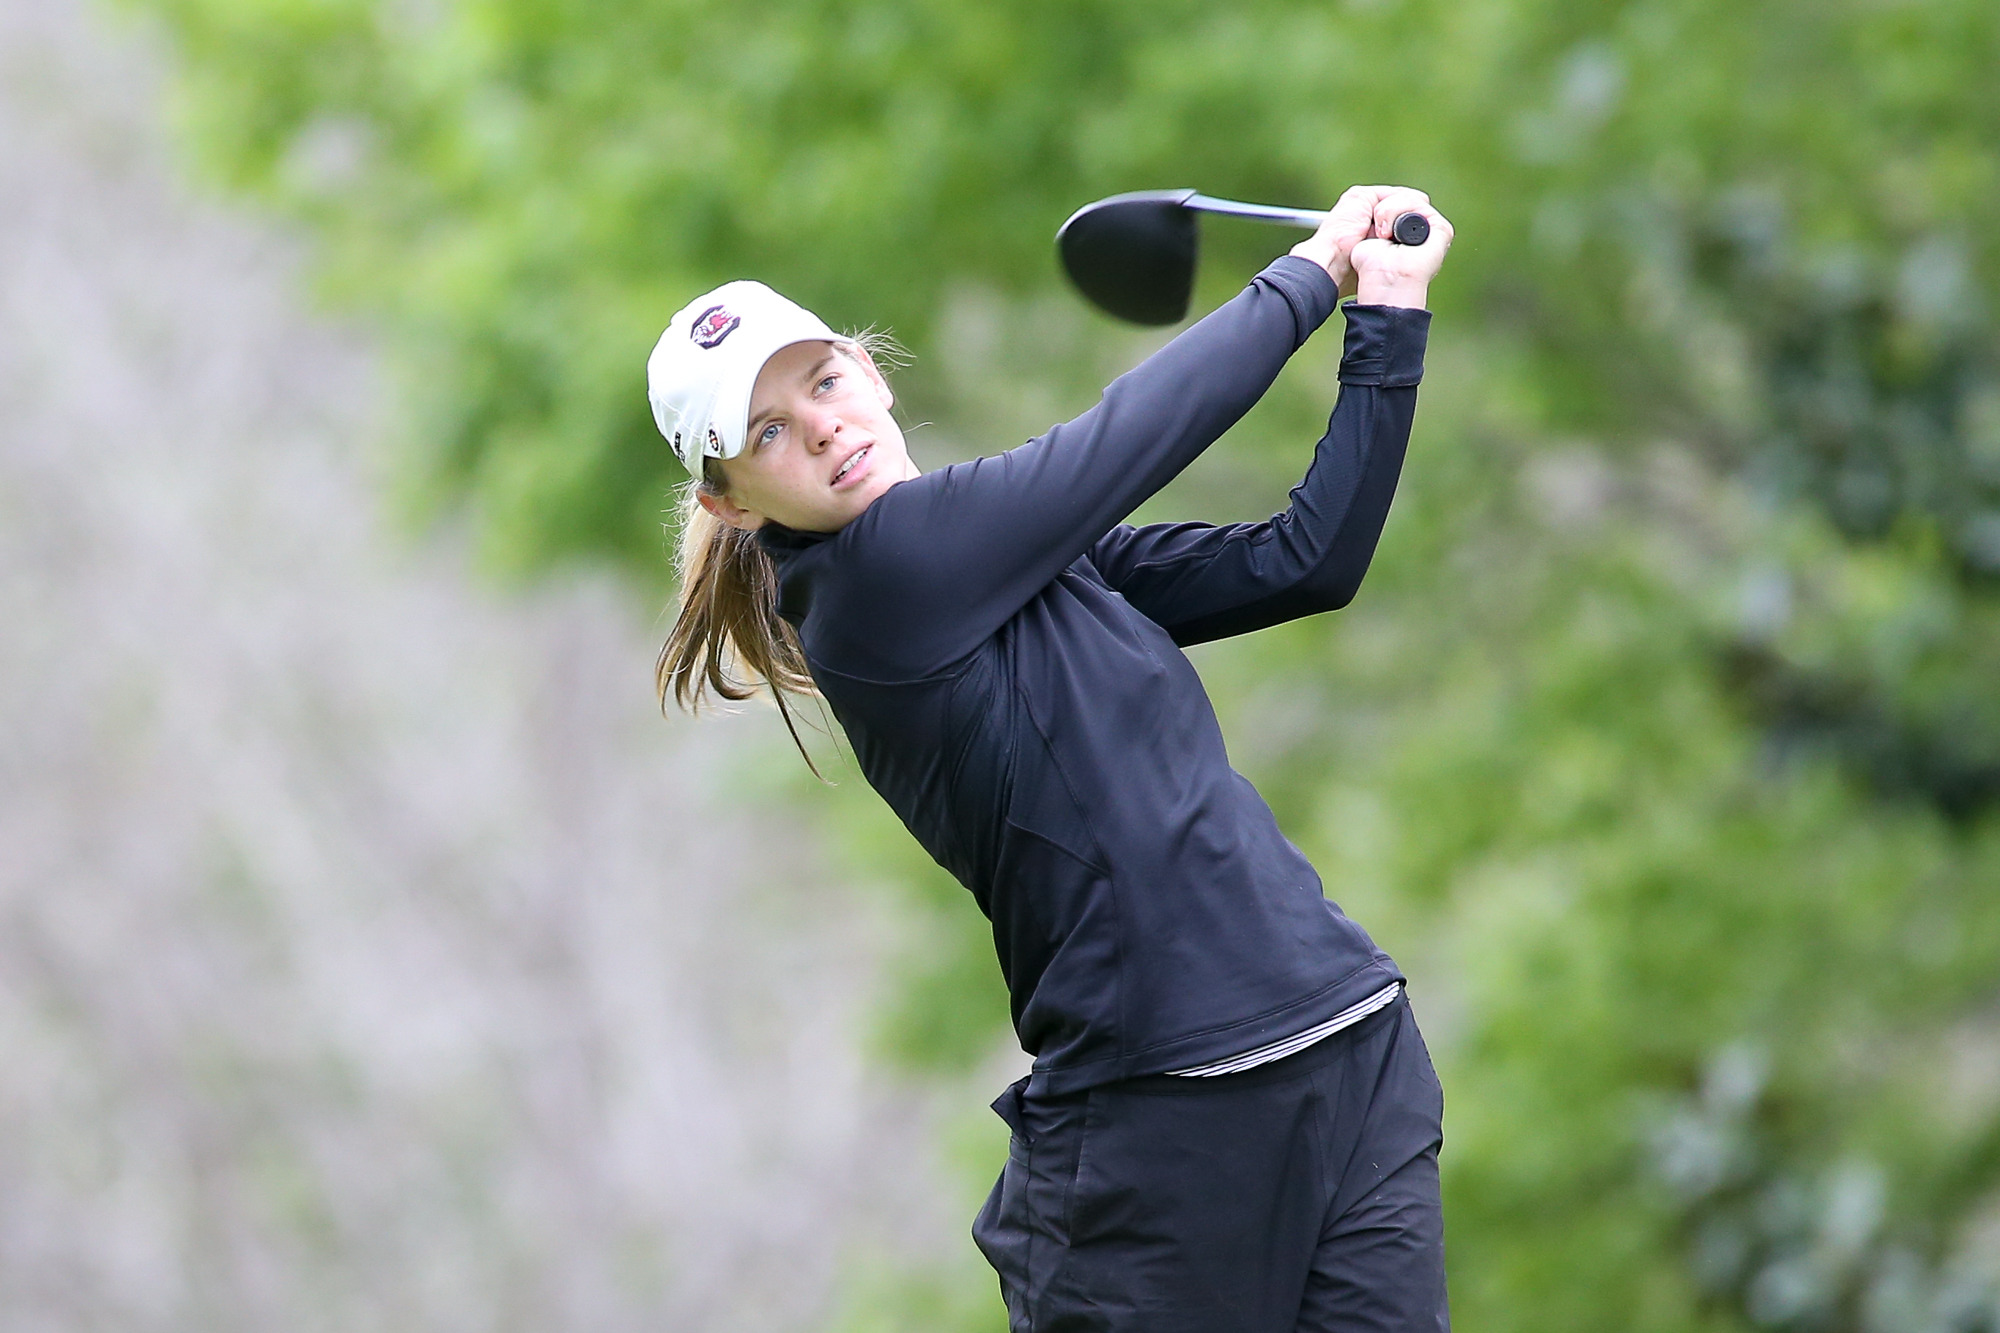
[1391,212,1431,246]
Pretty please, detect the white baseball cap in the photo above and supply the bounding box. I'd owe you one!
[647,280,841,477]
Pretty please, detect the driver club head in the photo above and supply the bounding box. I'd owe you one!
[1056,189,1201,326]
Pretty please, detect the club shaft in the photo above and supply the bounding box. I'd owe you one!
[1184,193,1328,227]
[1184,194,1326,229]
[1184,195,1432,248]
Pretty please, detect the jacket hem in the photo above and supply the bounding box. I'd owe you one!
[1021,953,1406,1098]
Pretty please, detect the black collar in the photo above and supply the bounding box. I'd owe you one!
[755,523,831,559]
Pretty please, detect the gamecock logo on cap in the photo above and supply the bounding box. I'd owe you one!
[690,305,741,349]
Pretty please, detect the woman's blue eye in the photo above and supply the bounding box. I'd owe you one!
[817,374,839,394]
[758,422,782,445]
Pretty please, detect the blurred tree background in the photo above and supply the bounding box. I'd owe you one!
[122,0,2000,1327]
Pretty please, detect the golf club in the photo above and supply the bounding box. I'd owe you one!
[1056,188,1432,326]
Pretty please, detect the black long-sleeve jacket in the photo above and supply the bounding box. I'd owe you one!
[759,256,1430,1095]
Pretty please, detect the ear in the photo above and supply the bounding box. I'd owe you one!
[846,344,895,412]
[696,485,766,532]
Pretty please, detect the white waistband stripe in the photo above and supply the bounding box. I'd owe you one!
[1164,982,1402,1078]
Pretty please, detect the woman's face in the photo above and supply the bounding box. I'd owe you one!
[699,340,918,534]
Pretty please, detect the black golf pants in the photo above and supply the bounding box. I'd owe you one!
[972,992,1448,1333]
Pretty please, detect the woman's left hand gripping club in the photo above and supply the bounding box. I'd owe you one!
[1351,187,1453,309]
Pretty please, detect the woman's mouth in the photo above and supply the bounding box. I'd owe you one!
[831,444,871,487]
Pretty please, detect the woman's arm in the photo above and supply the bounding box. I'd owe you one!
[1086,303,1430,646]
[810,256,1342,679]
[1085,193,1451,644]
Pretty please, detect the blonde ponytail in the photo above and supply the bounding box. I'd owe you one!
[656,468,824,774]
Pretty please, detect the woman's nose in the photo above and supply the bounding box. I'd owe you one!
[802,411,839,452]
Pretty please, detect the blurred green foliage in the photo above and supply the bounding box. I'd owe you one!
[129,0,2000,1327]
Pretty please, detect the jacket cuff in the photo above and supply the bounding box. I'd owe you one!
[1338,304,1431,387]
[1258,255,1342,342]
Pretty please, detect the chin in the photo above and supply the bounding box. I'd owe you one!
[861,466,913,507]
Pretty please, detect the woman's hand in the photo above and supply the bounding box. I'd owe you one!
[1289,185,1396,294]
[1349,187,1452,309]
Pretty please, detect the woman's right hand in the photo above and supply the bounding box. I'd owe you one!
[1349,187,1452,310]
[1289,184,1396,294]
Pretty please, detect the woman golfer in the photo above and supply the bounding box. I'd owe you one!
[650,185,1452,1333]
